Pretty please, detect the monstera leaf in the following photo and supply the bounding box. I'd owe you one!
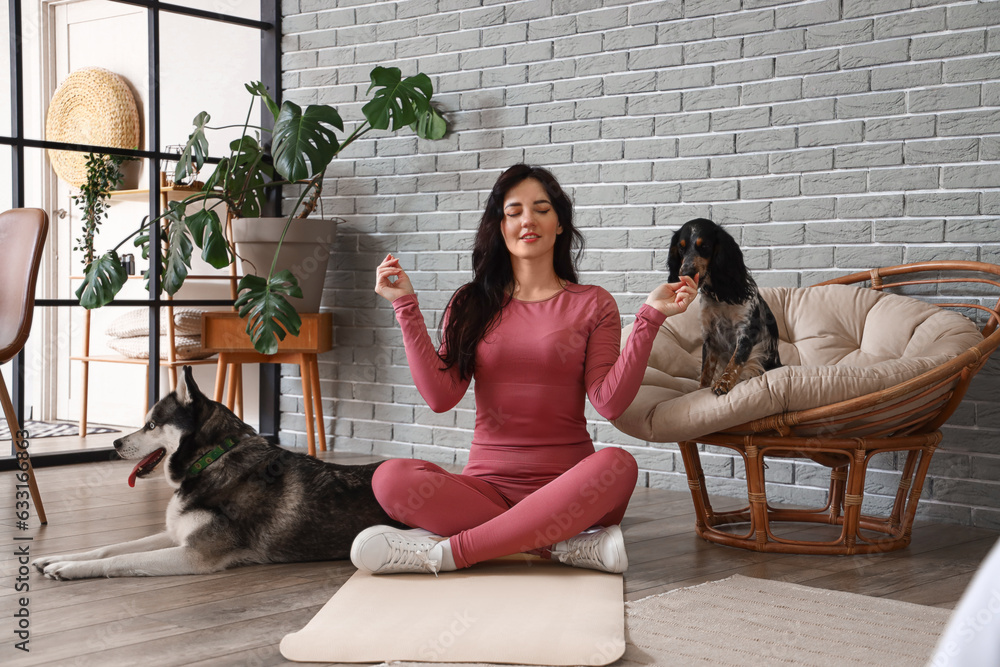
[76,251,127,309]
[271,102,343,183]
[184,208,231,269]
[246,81,280,120]
[234,271,303,354]
[411,105,448,141]
[174,111,211,184]
[363,67,435,132]
[206,136,274,217]
[161,202,193,296]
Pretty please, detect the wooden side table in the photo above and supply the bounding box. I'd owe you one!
[201,312,333,457]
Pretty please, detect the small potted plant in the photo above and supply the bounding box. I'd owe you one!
[77,66,447,353]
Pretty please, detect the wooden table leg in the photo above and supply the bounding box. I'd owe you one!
[300,353,316,457]
[166,302,178,391]
[79,359,89,436]
[79,309,91,436]
[214,354,228,403]
[225,363,239,411]
[234,364,244,420]
[310,355,326,452]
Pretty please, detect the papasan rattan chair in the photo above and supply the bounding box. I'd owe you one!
[615,261,1000,555]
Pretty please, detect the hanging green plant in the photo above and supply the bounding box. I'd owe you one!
[72,152,130,267]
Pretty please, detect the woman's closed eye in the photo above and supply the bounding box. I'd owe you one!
[506,207,551,217]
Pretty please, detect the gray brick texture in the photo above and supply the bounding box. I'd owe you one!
[282,0,1000,529]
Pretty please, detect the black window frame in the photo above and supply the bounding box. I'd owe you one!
[1,0,282,467]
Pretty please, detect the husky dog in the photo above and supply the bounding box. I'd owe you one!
[33,367,401,580]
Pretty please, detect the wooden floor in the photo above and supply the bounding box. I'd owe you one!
[3,451,997,667]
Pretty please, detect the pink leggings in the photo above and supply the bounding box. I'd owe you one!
[371,447,638,569]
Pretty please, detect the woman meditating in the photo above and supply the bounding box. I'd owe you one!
[351,164,697,575]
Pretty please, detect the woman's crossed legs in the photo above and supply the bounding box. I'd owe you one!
[370,447,638,569]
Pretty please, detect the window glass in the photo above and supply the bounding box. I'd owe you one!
[159,11,262,188]
[167,0,261,22]
[4,0,268,456]
[1,145,12,211]
[24,0,149,154]
[1,4,10,136]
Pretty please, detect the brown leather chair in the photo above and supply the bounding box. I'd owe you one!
[0,208,48,524]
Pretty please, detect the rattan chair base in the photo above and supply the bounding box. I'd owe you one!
[679,432,941,555]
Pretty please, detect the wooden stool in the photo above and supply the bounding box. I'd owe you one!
[202,312,332,457]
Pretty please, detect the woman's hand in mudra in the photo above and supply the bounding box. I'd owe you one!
[375,253,416,303]
[645,274,698,318]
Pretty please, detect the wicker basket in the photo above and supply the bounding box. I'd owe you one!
[45,67,141,186]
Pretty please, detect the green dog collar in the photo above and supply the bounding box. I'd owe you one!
[187,438,239,477]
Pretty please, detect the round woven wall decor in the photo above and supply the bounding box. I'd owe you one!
[45,67,141,187]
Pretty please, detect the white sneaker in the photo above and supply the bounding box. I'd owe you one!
[549,525,628,573]
[350,525,445,575]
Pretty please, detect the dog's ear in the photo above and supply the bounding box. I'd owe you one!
[710,225,755,303]
[667,228,683,282]
[175,365,201,406]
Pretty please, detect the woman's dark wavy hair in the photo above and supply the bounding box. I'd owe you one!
[439,164,585,381]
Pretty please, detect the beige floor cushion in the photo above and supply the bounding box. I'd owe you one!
[615,284,983,443]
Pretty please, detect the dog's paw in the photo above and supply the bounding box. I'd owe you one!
[40,560,97,581]
[712,376,736,395]
[32,556,59,572]
[713,367,741,395]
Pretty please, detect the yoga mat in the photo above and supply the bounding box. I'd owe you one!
[280,556,625,665]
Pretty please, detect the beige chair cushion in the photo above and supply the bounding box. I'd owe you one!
[614,284,984,444]
[105,307,204,338]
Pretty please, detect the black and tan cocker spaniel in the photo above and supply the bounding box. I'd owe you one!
[667,218,782,396]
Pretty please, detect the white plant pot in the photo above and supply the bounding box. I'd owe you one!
[231,217,337,313]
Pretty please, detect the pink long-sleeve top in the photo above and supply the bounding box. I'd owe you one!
[392,284,666,465]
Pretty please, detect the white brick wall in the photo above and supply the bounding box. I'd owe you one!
[280,0,1000,529]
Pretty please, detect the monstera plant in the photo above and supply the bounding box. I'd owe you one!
[77,66,448,353]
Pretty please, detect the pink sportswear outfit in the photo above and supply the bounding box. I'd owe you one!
[372,284,667,569]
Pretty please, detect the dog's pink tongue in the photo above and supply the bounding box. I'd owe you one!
[128,465,140,488]
[128,449,165,488]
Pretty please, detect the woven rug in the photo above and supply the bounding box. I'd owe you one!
[0,420,119,440]
[381,574,950,667]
